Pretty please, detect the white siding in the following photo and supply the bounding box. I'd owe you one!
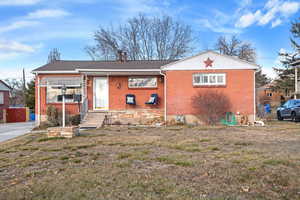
[162,51,259,71]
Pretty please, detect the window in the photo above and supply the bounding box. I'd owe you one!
[193,73,226,86]
[266,93,273,97]
[46,86,81,103]
[0,92,3,104]
[128,77,157,88]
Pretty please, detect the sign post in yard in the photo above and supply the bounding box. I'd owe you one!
[61,85,67,128]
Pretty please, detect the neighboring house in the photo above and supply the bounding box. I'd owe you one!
[32,50,258,126]
[0,80,11,122]
[257,82,292,106]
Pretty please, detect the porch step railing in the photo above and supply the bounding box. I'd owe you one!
[80,98,88,121]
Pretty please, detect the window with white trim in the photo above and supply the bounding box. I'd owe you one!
[193,73,226,86]
[0,92,3,104]
[46,86,81,103]
[128,77,157,88]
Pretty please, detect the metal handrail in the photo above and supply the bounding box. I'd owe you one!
[80,98,88,121]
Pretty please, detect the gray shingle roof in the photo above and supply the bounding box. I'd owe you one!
[32,60,176,72]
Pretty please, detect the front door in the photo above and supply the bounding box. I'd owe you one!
[93,77,109,110]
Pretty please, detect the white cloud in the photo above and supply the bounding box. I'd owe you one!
[236,10,262,28]
[197,9,242,34]
[262,66,277,79]
[236,0,300,28]
[279,1,300,16]
[0,40,35,53]
[265,0,279,9]
[0,40,41,62]
[238,0,252,8]
[0,9,70,34]
[258,7,277,25]
[0,0,41,6]
[26,9,71,19]
[198,18,241,34]
[0,67,35,80]
[0,20,40,33]
[271,18,282,28]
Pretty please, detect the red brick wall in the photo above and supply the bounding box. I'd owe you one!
[109,76,164,110]
[0,90,9,121]
[166,69,255,116]
[35,74,164,119]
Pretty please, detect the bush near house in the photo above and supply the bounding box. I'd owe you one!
[192,91,232,125]
[46,105,80,127]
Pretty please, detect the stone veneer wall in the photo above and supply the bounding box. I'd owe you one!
[106,109,164,125]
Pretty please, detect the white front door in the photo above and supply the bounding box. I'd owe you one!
[93,77,109,110]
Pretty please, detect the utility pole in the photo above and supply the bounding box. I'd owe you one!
[22,68,26,106]
[296,66,299,99]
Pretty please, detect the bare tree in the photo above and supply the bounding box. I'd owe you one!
[215,35,256,63]
[48,48,61,63]
[215,35,270,87]
[4,78,24,106]
[86,14,194,60]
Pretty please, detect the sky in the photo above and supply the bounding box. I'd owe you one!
[0,0,299,81]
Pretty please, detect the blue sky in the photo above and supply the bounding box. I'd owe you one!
[0,0,299,80]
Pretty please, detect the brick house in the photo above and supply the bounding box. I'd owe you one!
[0,80,11,123]
[257,83,292,107]
[32,51,258,126]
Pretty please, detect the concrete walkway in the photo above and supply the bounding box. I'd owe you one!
[0,122,35,143]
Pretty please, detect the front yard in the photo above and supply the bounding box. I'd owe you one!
[0,121,299,200]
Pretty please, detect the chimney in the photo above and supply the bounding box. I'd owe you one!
[123,51,127,62]
[117,50,123,62]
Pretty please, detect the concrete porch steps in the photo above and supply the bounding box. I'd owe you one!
[79,112,107,129]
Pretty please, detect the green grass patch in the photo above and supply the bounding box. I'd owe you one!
[59,156,69,161]
[208,146,220,151]
[38,137,65,142]
[263,159,293,166]
[117,152,133,159]
[199,138,211,142]
[156,155,194,167]
[73,159,82,164]
[234,142,253,146]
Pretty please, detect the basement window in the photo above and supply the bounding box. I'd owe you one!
[193,73,226,86]
[128,77,157,88]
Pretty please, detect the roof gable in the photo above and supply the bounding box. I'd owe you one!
[161,51,259,71]
[0,80,11,91]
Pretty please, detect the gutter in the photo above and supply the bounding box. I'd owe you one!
[160,70,167,123]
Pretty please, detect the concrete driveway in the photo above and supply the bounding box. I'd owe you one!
[0,122,35,143]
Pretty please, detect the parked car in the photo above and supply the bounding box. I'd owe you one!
[277,99,300,122]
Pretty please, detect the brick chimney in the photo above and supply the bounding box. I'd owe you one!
[123,51,127,62]
[117,50,123,62]
[117,50,128,62]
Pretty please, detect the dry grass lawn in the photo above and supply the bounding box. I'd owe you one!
[0,121,299,200]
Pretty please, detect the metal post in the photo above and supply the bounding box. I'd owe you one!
[61,85,67,127]
[62,94,65,127]
[295,66,298,99]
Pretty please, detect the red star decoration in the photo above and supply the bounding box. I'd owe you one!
[204,57,213,68]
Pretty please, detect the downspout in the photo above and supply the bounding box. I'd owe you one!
[160,70,167,123]
[37,73,41,127]
[253,70,256,122]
